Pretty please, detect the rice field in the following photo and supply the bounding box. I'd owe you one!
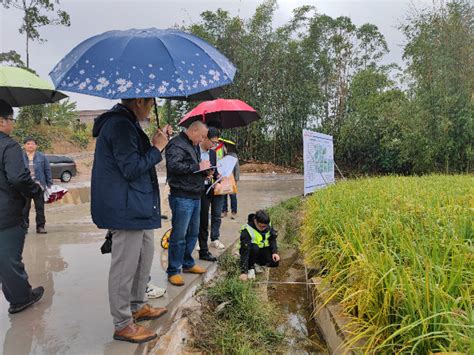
[301,175,473,354]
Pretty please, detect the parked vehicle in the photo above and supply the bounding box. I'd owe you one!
[46,155,77,182]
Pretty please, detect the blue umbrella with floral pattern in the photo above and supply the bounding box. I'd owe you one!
[49,28,236,102]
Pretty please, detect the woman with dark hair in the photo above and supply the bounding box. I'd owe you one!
[220,138,239,219]
[239,210,280,281]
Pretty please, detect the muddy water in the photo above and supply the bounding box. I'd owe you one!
[268,250,327,354]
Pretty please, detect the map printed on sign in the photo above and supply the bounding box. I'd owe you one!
[303,129,335,195]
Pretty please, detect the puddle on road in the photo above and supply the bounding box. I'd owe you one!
[268,250,327,354]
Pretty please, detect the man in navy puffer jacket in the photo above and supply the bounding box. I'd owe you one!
[91,98,169,344]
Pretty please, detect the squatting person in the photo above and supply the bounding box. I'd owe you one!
[239,210,280,281]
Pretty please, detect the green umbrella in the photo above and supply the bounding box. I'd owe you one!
[0,66,67,107]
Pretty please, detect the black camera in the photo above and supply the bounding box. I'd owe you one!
[100,230,113,254]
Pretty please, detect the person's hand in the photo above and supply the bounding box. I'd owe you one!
[162,124,173,139]
[239,273,248,281]
[272,254,280,262]
[152,128,169,151]
[199,160,211,171]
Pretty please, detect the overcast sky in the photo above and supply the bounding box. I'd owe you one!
[1,0,432,110]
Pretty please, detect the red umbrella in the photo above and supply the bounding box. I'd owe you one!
[178,98,261,129]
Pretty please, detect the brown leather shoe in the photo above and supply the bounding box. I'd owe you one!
[113,323,157,343]
[168,274,185,286]
[183,265,206,274]
[133,304,167,322]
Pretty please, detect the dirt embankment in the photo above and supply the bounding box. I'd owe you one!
[46,139,96,155]
[48,140,299,181]
[240,161,300,174]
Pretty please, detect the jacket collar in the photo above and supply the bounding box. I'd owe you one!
[0,131,9,138]
[116,104,138,123]
[180,131,195,147]
[248,219,270,235]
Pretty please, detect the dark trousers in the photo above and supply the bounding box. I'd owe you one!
[240,244,279,273]
[198,191,224,255]
[0,225,32,305]
[23,193,46,228]
[222,193,237,214]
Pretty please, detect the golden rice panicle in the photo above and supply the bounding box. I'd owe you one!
[301,175,473,354]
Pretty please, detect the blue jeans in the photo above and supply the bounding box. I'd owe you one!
[222,194,237,213]
[167,195,201,276]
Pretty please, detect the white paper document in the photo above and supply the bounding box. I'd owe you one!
[205,155,238,194]
[216,155,238,177]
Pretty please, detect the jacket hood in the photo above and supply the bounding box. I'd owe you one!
[92,104,136,138]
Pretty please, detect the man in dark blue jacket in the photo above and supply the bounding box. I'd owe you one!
[0,100,44,314]
[91,98,169,344]
[22,136,52,234]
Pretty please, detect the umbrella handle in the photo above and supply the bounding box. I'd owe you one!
[202,111,206,122]
[153,98,160,127]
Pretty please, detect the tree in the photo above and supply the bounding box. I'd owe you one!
[302,13,389,140]
[1,0,71,68]
[178,0,471,175]
[401,0,473,173]
[184,1,392,168]
[338,67,408,173]
[16,98,77,126]
[0,50,26,67]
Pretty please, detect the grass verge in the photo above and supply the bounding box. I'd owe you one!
[267,196,304,247]
[192,254,285,354]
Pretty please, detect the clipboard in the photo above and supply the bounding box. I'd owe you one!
[193,165,218,174]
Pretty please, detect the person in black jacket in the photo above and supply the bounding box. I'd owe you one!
[0,99,44,314]
[198,127,224,262]
[91,98,169,344]
[239,210,280,281]
[165,120,210,286]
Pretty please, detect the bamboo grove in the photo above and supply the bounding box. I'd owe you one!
[168,0,473,175]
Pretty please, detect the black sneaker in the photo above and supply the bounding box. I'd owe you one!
[8,286,44,314]
[199,252,217,262]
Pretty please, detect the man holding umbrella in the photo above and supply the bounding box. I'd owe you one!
[91,98,170,344]
[48,28,237,342]
[0,67,68,314]
[0,99,45,314]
